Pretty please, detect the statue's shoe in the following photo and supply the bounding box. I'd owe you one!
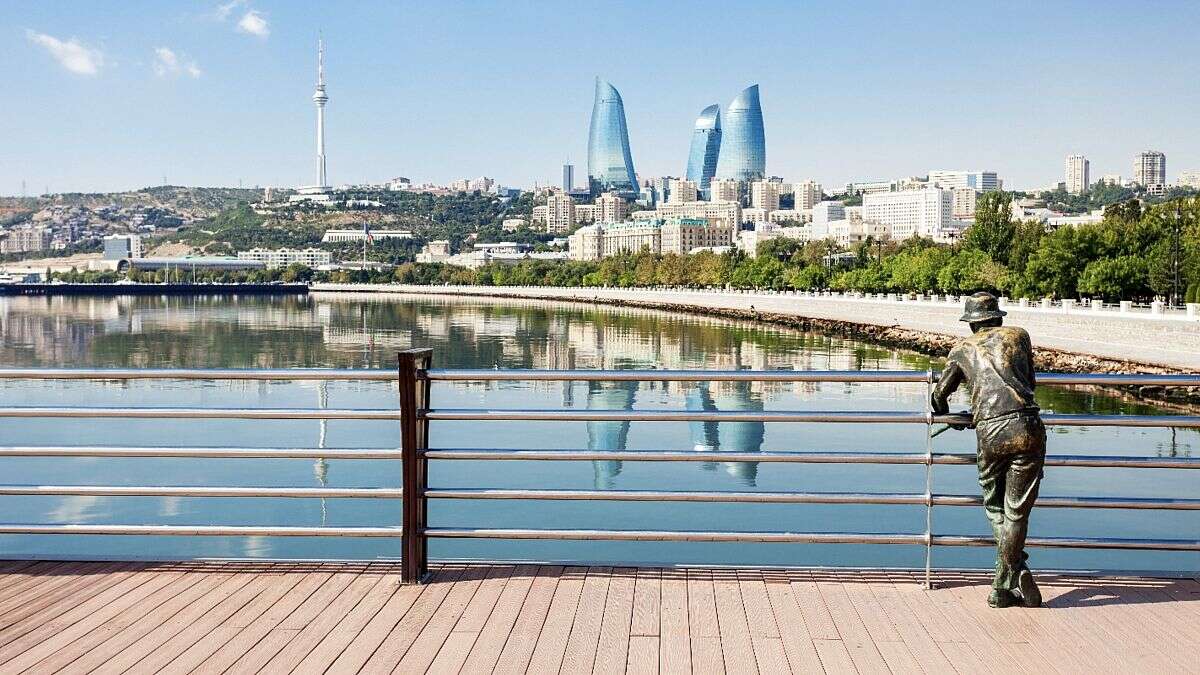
[1014,569,1042,607]
[987,589,1017,608]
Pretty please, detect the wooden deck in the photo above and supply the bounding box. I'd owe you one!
[0,561,1197,673]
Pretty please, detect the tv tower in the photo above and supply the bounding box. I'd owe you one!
[312,37,329,187]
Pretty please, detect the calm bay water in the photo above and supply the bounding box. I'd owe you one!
[1,293,1196,572]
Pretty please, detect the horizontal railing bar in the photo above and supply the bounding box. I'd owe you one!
[427,488,929,505]
[0,368,397,381]
[421,448,1200,469]
[1042,414,1200,428]
[0,407,401,420]
[425,528,1200,550]
[936,535,1200,551]
[424,369,933,383]
[424,488,1200,510]
[0,446,403,459]
[0,486,402,498]
[423,409,1200,428]
[424,449,933,463]
[0,525,402,537]
[425,409,931,423]
[426,528,927,544]
[1037,373,1200,387]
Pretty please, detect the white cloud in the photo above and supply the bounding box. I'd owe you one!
[236,10,269,38]
[26,30,104,75]
[215,0,245,20]
[153,47,201,78]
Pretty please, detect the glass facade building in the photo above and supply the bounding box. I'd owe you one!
[714,85,765,182]
[587,78,639,196]
[685,104,722,199]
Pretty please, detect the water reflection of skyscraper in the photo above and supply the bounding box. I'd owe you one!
[587,381,636,489]
[687,381,764,486]
[586,378,765,490]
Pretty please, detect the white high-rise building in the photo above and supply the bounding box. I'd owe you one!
[546,193,575,234]
[863,187,954,241]
[596,192,627,223]
[1133,151,1166,187]
[667,178,698,203]
[927,170,1000,192]
[1065,155,1090,194]
[791,180,822,210]
[709,179,740,203]
[750,180,780,211]
[951,187,978,220]
[312,38,329,188]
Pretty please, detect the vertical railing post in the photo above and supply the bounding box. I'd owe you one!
[923,368,935,590]
[399,348,433,584]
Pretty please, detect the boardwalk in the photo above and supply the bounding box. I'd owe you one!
[0,561,1197,673]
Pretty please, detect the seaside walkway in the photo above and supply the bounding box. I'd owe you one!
[1,560,1197,673]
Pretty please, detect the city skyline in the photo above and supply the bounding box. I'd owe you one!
[5,1,1200,195]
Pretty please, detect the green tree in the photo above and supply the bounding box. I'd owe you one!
[964,191,1015,264]
[1077,256,1150,300]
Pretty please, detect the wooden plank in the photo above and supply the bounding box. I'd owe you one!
[628,635,660,675]
[259,569,385,672]
[593,566,637,675]
[356,566,466,671]
[750,637,792,675]
[735,570,778,638]
[0,565,169,669]
[84,570,260,675]
[658,568,691,675]
[26,568,232,673]
[456,564,537,674]
[526,566,586,673]
[158,568,309,675]
[686,569,724,675]
[811,639,857,674]
[711,568,757,675]
[227,569,363,673]
[867,574,956,673]
[559,565,613,673]
[0,561,72,604]
[324,567,449,673]
[0,561,127,637]
[192,570,335,674]
[813,577,889,674]
[428,565,512,674]
[492,565,562,673]
[760,569,824,674]
[102,571,280,674]
[290,570,403,674]
[788,571,840,641]
[394,565,491,673]
[631,567,661,637]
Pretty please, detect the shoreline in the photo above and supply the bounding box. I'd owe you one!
[311,283,1200,406]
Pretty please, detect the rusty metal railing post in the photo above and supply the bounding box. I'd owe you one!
[399,348,433,584]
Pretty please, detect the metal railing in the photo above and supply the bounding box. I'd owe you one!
[0,352,1198,586]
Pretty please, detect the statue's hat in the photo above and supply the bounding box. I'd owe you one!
[960,291,1007,323]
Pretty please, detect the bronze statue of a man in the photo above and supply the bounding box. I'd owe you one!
[931,291,1046,608]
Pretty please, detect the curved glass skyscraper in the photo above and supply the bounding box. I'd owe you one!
[714,85,765,182]
[587,78,638,195]
[685,104,722,198]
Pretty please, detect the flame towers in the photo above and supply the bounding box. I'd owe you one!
[587,78,638,196]
[685,104,722,198]
[714,85,765,182]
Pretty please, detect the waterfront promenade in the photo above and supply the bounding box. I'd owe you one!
[1,561,1197,673]
[312,283,1200,371]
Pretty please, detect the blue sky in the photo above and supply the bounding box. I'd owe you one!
[5,1,1199,194]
